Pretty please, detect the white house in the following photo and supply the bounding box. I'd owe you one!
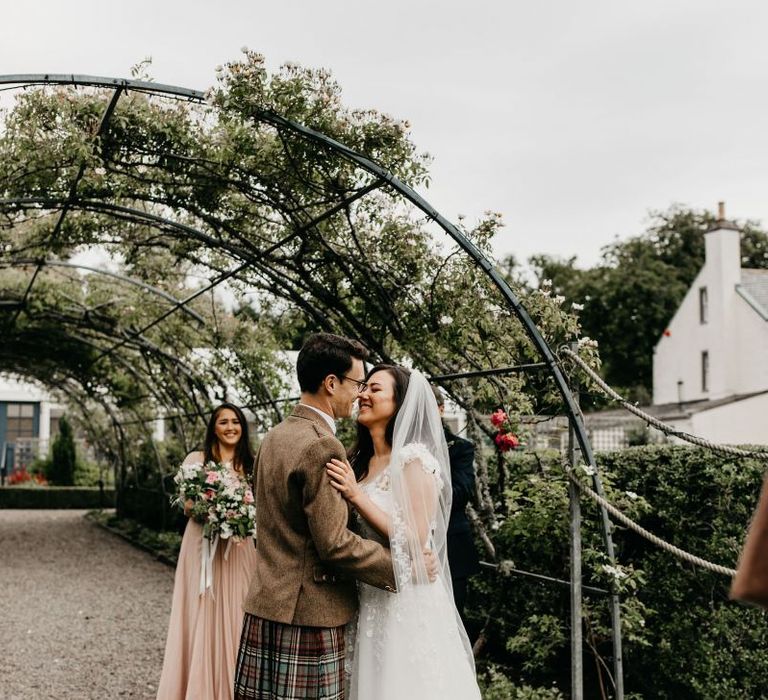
[652,204,768,445]
[0,375,65,472]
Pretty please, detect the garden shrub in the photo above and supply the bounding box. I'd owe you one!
[47,416,77,485]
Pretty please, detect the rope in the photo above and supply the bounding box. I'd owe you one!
[566,468,737,578]
[561,347,768,459]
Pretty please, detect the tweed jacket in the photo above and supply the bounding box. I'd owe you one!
[243,404,396,627]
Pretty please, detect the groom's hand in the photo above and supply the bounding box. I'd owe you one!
[423,549,439,582]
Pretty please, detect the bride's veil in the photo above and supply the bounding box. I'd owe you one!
[388,369,476,670]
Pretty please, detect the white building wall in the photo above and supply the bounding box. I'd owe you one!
[0,375,50,403]
[689,393,768,445]
[39,402,51,444]
[653,267,708,404]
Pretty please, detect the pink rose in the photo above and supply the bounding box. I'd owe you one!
[205,471,220,485]
[244,490,254,504]
[490,409,508,428]
[202,488,215,500]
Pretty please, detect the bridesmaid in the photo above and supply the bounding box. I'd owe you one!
[156,403,258,700]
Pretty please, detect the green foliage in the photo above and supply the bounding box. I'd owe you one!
[47,416,77,485]
[472,444,768,698]
[479,665,564,699]
[73,458,106,487]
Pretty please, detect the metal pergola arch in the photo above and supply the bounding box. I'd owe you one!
[0,297,212,420]
[0,73,624,696]
[0,254,239,444]
[1,258,206,323]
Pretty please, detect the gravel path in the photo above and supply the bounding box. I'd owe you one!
[0,510,175,699]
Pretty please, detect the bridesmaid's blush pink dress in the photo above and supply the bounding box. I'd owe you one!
[156,463,258,700]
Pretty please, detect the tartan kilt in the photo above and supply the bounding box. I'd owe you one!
[234,613,346,700]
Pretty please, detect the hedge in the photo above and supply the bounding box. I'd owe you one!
[0,486,115,509]
[117,480,184,533]
[471,444,768,699]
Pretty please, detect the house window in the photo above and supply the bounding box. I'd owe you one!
[701,351,709,392]
[699,287,708,324]
[6,403,35,441]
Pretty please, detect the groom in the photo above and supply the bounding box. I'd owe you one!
[234,332,396,699]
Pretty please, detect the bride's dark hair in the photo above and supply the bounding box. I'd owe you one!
[348,364,411,482]
[203,402,255,475]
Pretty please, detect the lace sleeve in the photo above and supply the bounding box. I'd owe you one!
[397,443,444,490]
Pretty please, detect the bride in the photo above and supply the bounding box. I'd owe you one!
[326,365,482,700]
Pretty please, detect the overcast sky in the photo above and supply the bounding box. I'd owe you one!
[3,1,768,268]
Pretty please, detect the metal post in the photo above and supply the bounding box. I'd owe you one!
[568,355,584,700]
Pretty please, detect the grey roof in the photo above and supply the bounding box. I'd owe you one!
[738,268,768,320]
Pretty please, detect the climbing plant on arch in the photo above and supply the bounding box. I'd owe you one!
[0,53,625,694]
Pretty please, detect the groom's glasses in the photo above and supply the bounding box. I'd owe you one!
[340,375,368,393]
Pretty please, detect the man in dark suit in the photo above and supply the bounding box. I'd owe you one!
[432,386,481,623]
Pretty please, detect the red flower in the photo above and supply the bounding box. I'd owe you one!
[494,432,520,452]
[490,409,508,428]
[6,467,46,485]
[663,329,671,337]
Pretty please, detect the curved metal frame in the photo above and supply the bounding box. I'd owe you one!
[0,73,624,695]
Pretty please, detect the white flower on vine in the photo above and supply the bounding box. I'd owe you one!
[572,302,585,311]
[602,564,628,580]
[580,464,596,476]
[499,560,514,576]
[625,490,639,500]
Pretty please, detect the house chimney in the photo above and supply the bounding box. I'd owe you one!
[704,202,741,399]
[705,202,740,270]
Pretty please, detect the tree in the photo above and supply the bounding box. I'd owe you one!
[47,416,77,486]
[525,206,768,401]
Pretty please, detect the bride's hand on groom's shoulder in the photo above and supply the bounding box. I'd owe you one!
[326,458,362,505]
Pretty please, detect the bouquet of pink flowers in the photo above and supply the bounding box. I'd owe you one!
[172,460,256,542]
[172,459,257,594]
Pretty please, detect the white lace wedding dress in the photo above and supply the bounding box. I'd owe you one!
[346,444,482,700]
